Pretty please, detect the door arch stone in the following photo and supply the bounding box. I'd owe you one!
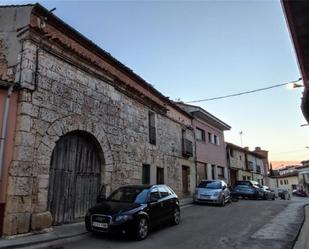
[47,130,104,225]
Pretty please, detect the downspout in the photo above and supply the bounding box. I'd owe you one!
[0,86,13,178]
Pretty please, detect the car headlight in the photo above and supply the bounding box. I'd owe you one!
[213,191,220,197]
[114,214,131,222]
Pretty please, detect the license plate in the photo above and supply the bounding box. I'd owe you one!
[92,222,108,229]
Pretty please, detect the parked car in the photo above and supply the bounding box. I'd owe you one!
[85,184,180,240]
[230,184,264,199]
[277,188,291,200]
[292,189,307,197]
[235,180,260,187]
[261,185,275,200]
[193,180,231,206]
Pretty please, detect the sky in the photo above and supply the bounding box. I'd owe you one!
[3,0,308,165]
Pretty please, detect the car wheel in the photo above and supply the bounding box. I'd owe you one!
[136,217,149,240]
[171,207,181,225]
[220,196,225,206]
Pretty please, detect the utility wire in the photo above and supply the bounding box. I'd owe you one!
[185,78,302,103]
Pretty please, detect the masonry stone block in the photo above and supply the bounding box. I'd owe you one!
[31,212,53,231]
[3,213,31,236]
[7,176,32,196]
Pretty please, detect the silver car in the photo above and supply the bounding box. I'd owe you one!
[193,180,231,206]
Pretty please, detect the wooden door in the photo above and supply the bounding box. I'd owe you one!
[182,166,190,196]
[230,169,237,186]
[156,167,164,184]
[47,131,102,225]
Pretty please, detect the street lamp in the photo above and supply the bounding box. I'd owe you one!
[286,82,304,89]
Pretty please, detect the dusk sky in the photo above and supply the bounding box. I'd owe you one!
[4,0,309,165]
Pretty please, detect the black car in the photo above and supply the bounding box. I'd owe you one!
[231,184,264,199]
[85,184,180,240]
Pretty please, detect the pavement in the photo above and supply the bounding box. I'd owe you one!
[0,197,193,249]
[293,205,309,249]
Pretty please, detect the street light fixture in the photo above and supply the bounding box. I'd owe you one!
[286,82,304,89]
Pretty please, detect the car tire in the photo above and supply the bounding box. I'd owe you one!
[171,207,181,225]
[136,217,149,240]
[220,196,225,206]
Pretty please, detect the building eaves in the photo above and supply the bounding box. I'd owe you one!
[176,102,231,130]
[282,0,309,122]
[275,172,298,178]
[29,3,192,119]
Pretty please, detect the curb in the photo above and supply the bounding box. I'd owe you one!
[292,204,309,249]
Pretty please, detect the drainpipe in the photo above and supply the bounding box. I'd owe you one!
[0,85,13,178]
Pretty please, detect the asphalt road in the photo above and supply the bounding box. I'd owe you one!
[29,198,307,249]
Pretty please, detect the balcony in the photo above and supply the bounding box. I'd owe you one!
[256,165,261,174]
[182,138,193,157]
[247,161,254,171]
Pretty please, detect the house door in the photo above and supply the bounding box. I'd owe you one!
[230,169,237,186]
[47,131,103,225]
[182,166,190,196]
[157,167,164,184]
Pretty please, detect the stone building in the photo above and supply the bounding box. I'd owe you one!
[176,103,231,184]
[226,143,266,186]
[0,4,195,236]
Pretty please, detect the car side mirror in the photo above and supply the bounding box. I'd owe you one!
[97,194,106,203]
[222,186,226,190]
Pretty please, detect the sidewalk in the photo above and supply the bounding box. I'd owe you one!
[294,205,309,249]
[0,197,193,249]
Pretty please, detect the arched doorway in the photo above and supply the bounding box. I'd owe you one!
[47,131,104,225]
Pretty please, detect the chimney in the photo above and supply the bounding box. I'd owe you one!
[255,147,261,151]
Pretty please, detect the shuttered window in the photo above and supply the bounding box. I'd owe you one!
[149,111,156,145]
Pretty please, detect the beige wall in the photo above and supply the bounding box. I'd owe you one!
[277,176,299,192]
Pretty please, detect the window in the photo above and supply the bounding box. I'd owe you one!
[150,187,161,202]
[292,184,297,190]
[239,155,242,160]
[208,132,212,143]
[280,180,283,185]
[214,135,220,145]
[148,111,156,145]
[158,186,170,198]
[196,128,205,141]
[217,166,224,179]
[142,164,150,184]
[156,167,164,184]
[242,176,246,180]
[230,149,234,157]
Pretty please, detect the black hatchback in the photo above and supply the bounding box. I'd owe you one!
[85,184,180,240]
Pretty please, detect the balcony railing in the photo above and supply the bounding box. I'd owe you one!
[256,166,261,174]
[182,139,193,157]
[247,162,254,171]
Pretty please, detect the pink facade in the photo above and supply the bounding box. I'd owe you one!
[194,118,227,167]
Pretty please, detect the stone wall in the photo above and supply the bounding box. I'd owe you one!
[3,38,195,235]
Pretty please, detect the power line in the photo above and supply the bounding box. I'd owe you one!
[185,78,302,103]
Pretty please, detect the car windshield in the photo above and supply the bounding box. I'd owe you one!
[198,181,221,189]
[107,187,149,204]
